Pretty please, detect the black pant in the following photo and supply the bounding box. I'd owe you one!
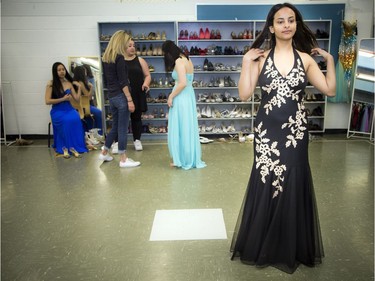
[130,109,142,141]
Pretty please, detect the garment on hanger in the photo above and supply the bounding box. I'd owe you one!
[329,20,357,103]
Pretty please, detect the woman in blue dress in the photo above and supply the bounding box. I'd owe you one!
[162,40,206,170]
[45,62,88,158]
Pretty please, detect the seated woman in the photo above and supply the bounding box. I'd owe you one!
[45,62,88,158]
[72,65,103,139]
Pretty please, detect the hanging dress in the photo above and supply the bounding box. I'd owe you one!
[230,48,324,274]
[168,70,206,170]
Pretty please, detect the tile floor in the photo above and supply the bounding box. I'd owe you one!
[1,135,374,281]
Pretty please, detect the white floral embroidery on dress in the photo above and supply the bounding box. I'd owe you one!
[262,58,305,115]
[255,122,287,198]
[282,102,308,148]
[255,55,307,198]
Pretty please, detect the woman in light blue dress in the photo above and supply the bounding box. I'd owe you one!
[162,40,206,170]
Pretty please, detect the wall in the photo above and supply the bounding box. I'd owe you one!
[1,0,373,135]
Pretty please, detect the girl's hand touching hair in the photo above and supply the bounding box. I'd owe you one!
[243,48,265,63]
[311,48,332,61]
[72,81,81,88]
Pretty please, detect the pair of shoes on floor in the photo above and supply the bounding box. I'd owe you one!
[111,141,143,153]
[98,152,113,162]
[85,132,100,145]
[70,147,82,158]
[119,158,141,168]
[199,136,214,144]
[134,140,143,151]
[16,138,33,146]
[89,128,104,143]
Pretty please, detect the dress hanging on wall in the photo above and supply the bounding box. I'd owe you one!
[328,20,357,103]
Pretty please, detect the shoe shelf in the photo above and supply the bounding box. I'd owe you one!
[98,20,332,138]
[98,21,176,136]
[175,21,257,137]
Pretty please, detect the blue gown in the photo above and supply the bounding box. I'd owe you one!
[168,70,206,170]
[50,91,88,155]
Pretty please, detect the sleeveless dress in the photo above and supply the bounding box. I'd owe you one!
[168,70,206,170]
[230,48,324,274]
[125,56,148,112]
[50,89,88,155]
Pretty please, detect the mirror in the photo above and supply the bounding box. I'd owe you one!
[347,38,375,140]
[68,56,103,112]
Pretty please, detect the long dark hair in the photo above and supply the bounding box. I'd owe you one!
[162,40,189,72]
[252,2,317,53]
[83,64,94,79]
[73,65,90,91]
[52,62,73,95]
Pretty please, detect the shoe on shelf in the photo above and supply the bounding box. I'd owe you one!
[119,158,141,168]
[134,140,143,151]
[99,152,113,162]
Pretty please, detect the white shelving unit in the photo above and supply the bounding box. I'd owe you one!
[97,19,332,138]
[176,20,254,135]
[98,21,176,136]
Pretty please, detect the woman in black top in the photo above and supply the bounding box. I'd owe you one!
[99,30,140,168]
[124,38,151,151]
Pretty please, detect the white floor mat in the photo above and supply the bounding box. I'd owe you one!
[149,208,227,241]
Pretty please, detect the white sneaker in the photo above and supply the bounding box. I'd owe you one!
[199,136,214,144]
[119,158,141,168]
[99,153,113,162]
[134,140,143,151]
[111,142,118,154]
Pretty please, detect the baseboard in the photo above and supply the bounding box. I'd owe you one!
[2,134,49,141]
[2,130,349,141]
[324,129,348,134]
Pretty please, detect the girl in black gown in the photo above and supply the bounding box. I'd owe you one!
[230,3,336,274]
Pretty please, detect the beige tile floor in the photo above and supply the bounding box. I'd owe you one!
[1,135,374,281]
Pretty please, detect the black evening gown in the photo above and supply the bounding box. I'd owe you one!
[230,48,324,274]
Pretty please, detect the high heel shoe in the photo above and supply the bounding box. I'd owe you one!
[205,28,210,39]
[179,30,184,40]
[62,147,70,159]
[215,29,221,39]
[199,28,205,39]
[69,147,82,158]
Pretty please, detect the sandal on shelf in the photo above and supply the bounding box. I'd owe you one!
[62,147,71,159]
[69,147,82,158]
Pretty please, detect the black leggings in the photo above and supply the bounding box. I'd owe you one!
[130,109,143,141]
